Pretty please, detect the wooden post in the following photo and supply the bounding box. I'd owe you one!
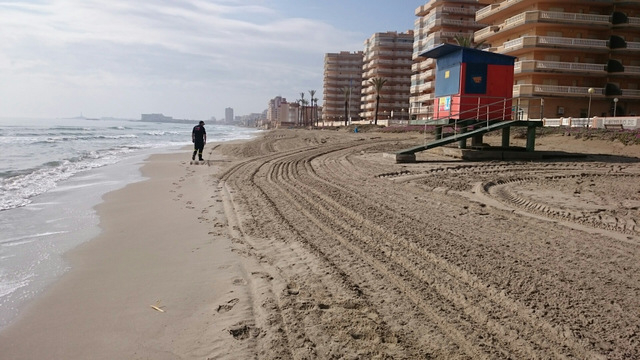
[502,127,511,148]
[526,125,536,152]
[458,126,467,149]
[435,126,443,140]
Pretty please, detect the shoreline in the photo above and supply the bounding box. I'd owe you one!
[0,145,254,359]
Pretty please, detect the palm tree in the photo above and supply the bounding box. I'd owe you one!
[301,98,309,126]
[342,87,351,127]
[453,34,485,49]
[295,97,302,126]
[313,97,319,126]
[369,77,387,125]
[299,92,306,126]
[308,90,316,127]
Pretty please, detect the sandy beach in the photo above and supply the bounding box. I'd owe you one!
[1,128,639,359]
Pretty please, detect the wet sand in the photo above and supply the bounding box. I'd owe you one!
[1,129,639,359]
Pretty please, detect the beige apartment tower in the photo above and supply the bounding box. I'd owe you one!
[323,51,364,123]
[360,31,414,123]
[475,0,640,118]
[411,0,486,121]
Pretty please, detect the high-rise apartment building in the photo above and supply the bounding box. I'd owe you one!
[411,0,485,120]
[322,51,364,123]
[225,107,234,124]
[360,31,414,122]
[267,96,287,127]
[474,0,640,118]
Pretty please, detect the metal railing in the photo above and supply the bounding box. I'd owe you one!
[412,96,544,145]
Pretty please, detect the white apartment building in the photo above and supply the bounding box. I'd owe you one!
[360,31,414,123]
[322,51,364,123]
[411,0,490,120]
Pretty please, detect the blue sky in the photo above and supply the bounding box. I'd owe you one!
[0,1,425,119]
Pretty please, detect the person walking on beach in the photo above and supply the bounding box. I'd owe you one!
[192,121,206,161]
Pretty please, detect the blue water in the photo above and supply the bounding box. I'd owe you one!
[0,117,260,329]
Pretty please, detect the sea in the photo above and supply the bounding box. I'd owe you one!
[0,117,260,330]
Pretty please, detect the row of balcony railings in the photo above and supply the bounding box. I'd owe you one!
[361,85,410,93]
[410,82,435,93]
[323,81,358,86]
[413,33,475,58]
[368,38,413,44]
[363,58,413,67]
[363,70,403,79]
[361,94,410,103]
[496,35,640,53]
[361,95,411,103]
[324,62,363,68]
[415,0,479,16]
[477,0,529,21]
[363,50,413,59]
[360,104,411,113]
[360,101,409,113]
[324,66,364,72]
[417,18,484,35]
[513,84,640,98]
[478,0,640,21]
[411,59,435,72]
[415,31,471,47]
[414,6,478,26]
[475,11,640,42]
[513,60,640,74]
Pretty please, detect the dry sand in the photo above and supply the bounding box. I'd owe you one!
[1,129,639,359]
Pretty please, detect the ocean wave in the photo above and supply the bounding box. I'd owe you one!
[29,134,139,144]
[51,126,94,131]
[0,231,68,247]
[0,151,128,211]
[0,274,32,299]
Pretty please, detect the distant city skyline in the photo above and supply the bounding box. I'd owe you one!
[0,1,424,120]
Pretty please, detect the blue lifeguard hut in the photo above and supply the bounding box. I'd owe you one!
[395,44,542,163]
[424,44,515,122]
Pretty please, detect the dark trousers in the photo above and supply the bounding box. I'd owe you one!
[193,142,204,160]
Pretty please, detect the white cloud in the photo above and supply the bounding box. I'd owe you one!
[0,0,364,118]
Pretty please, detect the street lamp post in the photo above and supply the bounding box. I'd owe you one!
[613,97,619,117]
[587,88,595,128]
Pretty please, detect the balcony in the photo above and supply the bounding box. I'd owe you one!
[514,60,607,74]
[621,89,640,98]
[474,26,500,42]
[415,69,435,81]
[513,84,604,97]
[422,18,484,32]
[415,93,434,103]
[410,81,434,94]
[442,6,478,16]
[476,11,611,42]
[625,65,640,75]
[411,59,435,72]
[416,0,479,16]
[624,42,640,50]
[477,0,525,22]
[498,36,609,53]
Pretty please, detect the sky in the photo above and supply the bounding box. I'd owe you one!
[0,0,425,120]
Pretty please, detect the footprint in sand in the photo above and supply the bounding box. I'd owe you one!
[286,282,300,295]
[232,277,247,286]
[217,298,240,313]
